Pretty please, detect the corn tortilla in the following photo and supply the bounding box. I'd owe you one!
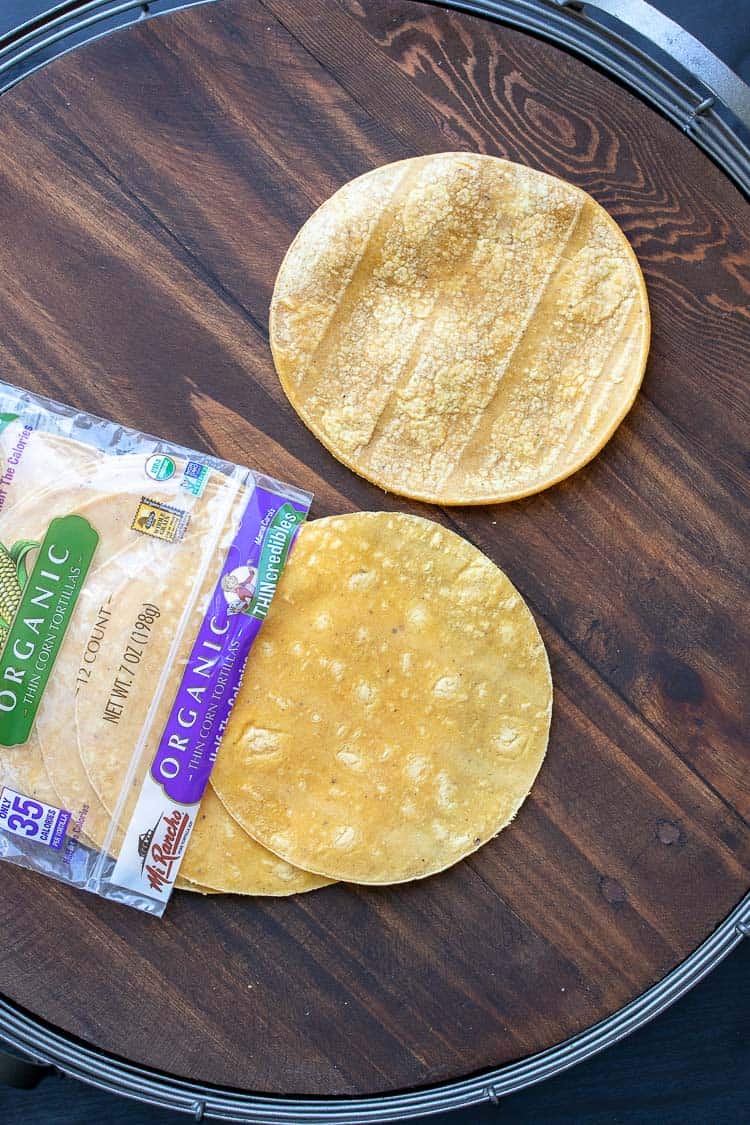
[181,785,331,895]
[211,512,552,884]
[270,152,650,504]
[32,461,233,848]
[178,877,219,894]
[0,448,139,838]
[0,423,103,516]
[0,730,59,808]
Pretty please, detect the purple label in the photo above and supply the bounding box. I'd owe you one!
[150,484,311,805]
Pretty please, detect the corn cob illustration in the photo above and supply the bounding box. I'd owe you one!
[0,538,40,650]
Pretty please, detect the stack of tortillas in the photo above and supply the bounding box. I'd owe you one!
[0,429,332,897]
[210,511,551,886]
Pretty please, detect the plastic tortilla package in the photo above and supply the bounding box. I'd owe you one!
[0,379,312,915]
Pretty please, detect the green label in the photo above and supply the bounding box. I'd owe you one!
[0,515,98,747]
[247,503,304,620]
[0,413,18,436]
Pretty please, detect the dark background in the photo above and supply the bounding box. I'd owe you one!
[1,1,748,1122]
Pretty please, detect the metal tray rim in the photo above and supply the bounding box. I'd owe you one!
[1,893,748,1121]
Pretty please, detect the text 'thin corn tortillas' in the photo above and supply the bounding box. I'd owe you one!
[270,152,650,505]
[211,512,553,884]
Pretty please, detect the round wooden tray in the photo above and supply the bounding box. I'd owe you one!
[0,0,748,1105]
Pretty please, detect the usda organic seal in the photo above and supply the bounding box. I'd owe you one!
[145,453,176,482]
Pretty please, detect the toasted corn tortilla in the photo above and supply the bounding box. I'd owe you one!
[177,877,219,894]
[270,153,650,504]
[180,786,331,895]
[211,512,553,884]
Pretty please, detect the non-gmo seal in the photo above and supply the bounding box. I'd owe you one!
[145,454,176,482]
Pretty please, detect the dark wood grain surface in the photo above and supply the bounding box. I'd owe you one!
[0,0,747,1098]
[3,939,749,1123]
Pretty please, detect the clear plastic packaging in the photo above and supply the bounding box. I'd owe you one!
[0,380,311,914]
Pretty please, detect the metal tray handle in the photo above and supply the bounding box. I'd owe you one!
[564,0,750,130]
